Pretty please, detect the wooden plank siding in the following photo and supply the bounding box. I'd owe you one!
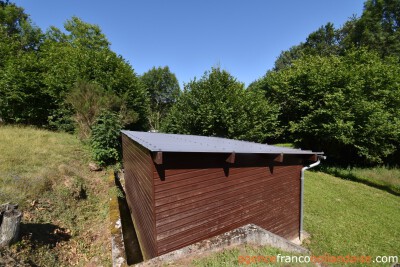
[122,133,304,258]
[153,153,302,255]
[121,134,157,259]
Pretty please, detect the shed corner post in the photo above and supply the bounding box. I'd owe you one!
[152,152,163,165]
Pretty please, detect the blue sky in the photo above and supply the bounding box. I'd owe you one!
[14,0,364,87]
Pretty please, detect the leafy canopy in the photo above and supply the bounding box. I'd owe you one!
[273,0,400,71]
[140,66,180,131]
[259,49,400,164]
[162,68,280,143]
[0,7,149,130]
[41,17,149,130]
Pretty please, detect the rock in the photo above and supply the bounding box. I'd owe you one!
[89,162,102,171]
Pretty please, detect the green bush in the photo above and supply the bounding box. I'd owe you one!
[256,49,400,165]
[66,81,123,139]
[162,68,280,143]
[90,111,122,166]
[47,105,75,133]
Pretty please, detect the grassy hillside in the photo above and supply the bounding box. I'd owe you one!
[0,126,111,266]
[322,166,400,195]
[304,171,399,264]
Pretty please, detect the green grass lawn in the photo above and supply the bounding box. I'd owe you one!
[322,166,400,195]
[191,245,314,267]
[0,125,86,204]
[0,125,111,266]
[304,171,399,265]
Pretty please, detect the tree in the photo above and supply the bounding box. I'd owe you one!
[66,81,122,139]
[140,66,180,131]
[162,68,280,143]
[274,23,342,70]
[273,45,304,71]
[260,49,400,164]
[40,17,149,130]
[343,0,400,57]
[274,0,400,68]
[0,51,53,126]
[0,3,149,130]
[0,1,48,125]
[303,23,341,56]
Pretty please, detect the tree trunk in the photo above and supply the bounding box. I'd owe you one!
[0,204,21,248]
[0,203,18,225]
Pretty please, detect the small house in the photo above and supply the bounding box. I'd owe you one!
[121,131,322,259]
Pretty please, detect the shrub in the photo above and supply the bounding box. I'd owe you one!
[162,68,280,143]
[90,111,122,166]
[66,80,122,139]
[47,105,75,133]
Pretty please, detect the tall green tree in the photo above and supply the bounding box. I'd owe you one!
[260,49,400,164]
[274,0,400,71]
[140,66,180,131]
[0,52,54,125]
[0,3,149,129]
[40,17,149,130]
[274,23,342,70]
[162,68,280,143]
[343,0,400,57]
[0,1,48,125]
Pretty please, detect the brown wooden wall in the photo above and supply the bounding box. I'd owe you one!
[121,134,157,259]
[123,134,304,258]
[153,153,303,256]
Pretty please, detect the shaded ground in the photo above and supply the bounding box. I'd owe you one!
[113,172,143,265]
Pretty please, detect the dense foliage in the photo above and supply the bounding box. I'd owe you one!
[41,17,149,131]
[250,0,400,165]
[66,81,127,139]
[1,0,400,166]
[0,1,48,125]
[344,0,400,57]
[274,0,400,71]
[162,68,280,143]
[140,66,180,131]
[90,111,123,166]
[0,2,148,130]
[254,49,400,164]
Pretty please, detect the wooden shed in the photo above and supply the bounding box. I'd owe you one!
[121,131,322,259]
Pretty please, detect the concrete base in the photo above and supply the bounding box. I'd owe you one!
[291,230,311,245]
[135,224,309,266]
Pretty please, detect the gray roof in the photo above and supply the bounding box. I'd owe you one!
[122,131,322,155]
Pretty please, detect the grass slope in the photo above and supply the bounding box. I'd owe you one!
[322,166,400,195]
[304,171,399,265]
[0,126,111,266]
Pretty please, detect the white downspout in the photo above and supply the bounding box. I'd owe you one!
[300,155,326,241]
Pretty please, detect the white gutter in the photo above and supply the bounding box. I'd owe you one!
[300,155,326,241]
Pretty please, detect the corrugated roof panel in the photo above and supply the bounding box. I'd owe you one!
[121,130,322,155]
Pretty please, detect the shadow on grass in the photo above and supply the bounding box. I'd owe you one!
[114,173,144,265]
[20,223,71,248]
[321,167,400,197]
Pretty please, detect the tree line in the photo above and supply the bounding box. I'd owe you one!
[0,0,399,166]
